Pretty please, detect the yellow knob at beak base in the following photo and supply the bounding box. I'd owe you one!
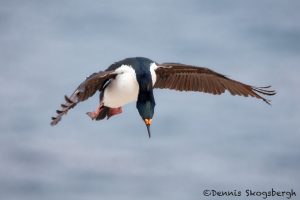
[144,118,152,125]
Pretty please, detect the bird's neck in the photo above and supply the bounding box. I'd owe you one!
[136,73,156,119]
[137,76,155,102]
[136,88,156,119]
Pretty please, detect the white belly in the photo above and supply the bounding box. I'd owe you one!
[103,65,139,108]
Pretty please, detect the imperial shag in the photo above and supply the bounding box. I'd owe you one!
[51,57,276,138]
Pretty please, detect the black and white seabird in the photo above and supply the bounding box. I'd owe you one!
[51,57,276,138]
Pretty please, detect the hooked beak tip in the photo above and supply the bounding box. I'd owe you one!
[146,125,151,138]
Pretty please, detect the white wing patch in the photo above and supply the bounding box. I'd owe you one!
[150,62,158,86]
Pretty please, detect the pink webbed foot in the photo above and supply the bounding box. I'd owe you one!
[86,104,122,121]
[107,107,122,119]
[86,104,103,120]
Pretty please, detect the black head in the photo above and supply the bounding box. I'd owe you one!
[137,97,155,138]
[136,73,156,138]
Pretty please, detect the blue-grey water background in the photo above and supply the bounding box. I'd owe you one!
[0,1,299,200]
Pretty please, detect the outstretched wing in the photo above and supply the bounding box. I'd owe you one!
[51,70,118,126]
[154,63,276,104]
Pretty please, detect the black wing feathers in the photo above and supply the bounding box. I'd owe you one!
[154,63,276,104]
[51,71,118,126]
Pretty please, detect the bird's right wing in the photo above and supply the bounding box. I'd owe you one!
[51,70,119,126]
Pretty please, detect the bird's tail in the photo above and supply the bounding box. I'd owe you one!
[86,105,109,120]
[96,106,110,120]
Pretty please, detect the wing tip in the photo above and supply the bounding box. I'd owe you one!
[253,86,276,96]
[50,117,60,126]
[64,95,74,103]
[262,98,272,105]
[252,85,276,105]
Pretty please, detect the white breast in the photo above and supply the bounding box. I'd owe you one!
[103,65,139,108]
[103,63,158,108]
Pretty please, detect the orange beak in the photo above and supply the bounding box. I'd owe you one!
[144,118,152,138]
[144,118,152,126]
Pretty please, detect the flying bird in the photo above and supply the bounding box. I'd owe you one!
[51,57,276,138]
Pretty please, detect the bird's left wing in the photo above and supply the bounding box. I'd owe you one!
[51,70,118,126]
[154,63,276,104]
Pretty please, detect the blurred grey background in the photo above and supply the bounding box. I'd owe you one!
[0,0,299,200]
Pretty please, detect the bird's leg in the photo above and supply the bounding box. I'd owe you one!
[107,107,122,119]
[86,103,103,120]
